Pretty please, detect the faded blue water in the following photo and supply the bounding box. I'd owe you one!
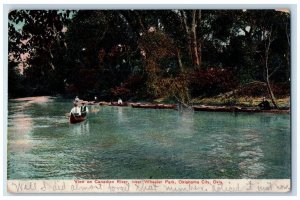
[7,97,291,179]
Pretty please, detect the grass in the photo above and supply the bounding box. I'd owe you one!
[191,96,290,108]
[151,94,290,109]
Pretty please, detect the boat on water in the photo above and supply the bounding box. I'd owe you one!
[69,113,86,124]
[192,105,289,114]
[109,102,128,107]
[131,103,177,110]
[99,101,110,106]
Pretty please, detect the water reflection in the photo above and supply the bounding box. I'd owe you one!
[11,96,54,111]
[8,113,34,153]
[237,130,265,178]
[117,106,124,122]
[9,113,33,133]
[7,98,291,179]
[90,105,100,114]
[177,109,195,138]
[70,121,90,135]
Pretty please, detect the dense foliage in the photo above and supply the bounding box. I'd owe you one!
[8,9,290,106]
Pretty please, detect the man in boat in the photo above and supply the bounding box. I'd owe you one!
[117,98,123,105]
[70,103,81,116]
[258,97,271,110]
[75,96,80,102]
[80,102,89,117]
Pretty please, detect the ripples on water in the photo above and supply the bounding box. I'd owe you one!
[7,97,291,179]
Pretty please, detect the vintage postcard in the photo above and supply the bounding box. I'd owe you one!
[6,7,291,193]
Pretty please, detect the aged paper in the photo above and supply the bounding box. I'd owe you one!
[7,179,290,193]
[6,6,292,195]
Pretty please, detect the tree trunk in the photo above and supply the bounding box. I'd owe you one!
[176,48,183,72]
[197,10,202,69]
[180,10,192,64]
[134,11,146,32]
[191,10,200,67]
[266,76,278,109]
[264,28,279,109]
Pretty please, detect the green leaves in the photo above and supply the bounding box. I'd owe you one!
[8,9,290,100]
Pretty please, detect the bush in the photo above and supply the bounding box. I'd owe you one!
[236,82,268,97]
[110,75,146,100]
[111,86,130,99]
[272,83,290,97]
[236,82,290,98]
[190,67,238,97]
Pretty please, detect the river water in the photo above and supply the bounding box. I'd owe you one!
[7,97,291,180]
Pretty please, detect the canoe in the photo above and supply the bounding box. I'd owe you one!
[131,103,154,109]
[109,102,128,107]
[236,108,290,114]
[157,104,177,109]
[193,105,289,114]
[99,101,110,106]
[131,103,177,110]
[193,106,237,112]
[69,113,86,124]
[87,101,96,105]
[154,104,177,109]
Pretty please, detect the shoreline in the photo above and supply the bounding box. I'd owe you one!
[9,95,290,114]
[97,101,290,114]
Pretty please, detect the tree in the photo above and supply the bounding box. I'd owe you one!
[8,10,72,96]
[258,11,290,108]
[8,9,290,104]
[157,10,204,69]
[64,10,145,99]
[219,10,290,107]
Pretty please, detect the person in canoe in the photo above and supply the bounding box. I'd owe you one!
[69,103,86,124]
[258,97,271,110]
[75,96,80,102]
[70,103,81,116]
[80,102,89,117]
[118,98,123,105]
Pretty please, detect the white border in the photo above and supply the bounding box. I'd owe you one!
[1,0,299,199]
[0,0,299,5]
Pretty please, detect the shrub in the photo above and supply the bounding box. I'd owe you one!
[190,67,238,97]
[110,86,130,99]
[236,82,290,98]
[110,75,146,100]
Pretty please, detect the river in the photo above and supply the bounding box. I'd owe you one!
[7,96,291,179]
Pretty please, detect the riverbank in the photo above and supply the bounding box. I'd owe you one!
[191,96,290,108]
[95,99,290,114]
[9,95,290,113]
[150,94,290,108]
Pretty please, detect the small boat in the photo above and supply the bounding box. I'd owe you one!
[86,101,96,105]
[99,101,110,106]
[109,102,128,107]
[157,104,177,109]
[69,113,86,124]
[131,103,153,109]
[193,105,289,114]
[131,103,177,110]
[193,105,236,112]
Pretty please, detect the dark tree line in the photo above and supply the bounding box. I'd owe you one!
[8,9,290,107]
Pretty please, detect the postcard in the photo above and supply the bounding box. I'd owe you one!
[6,7,291,193]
